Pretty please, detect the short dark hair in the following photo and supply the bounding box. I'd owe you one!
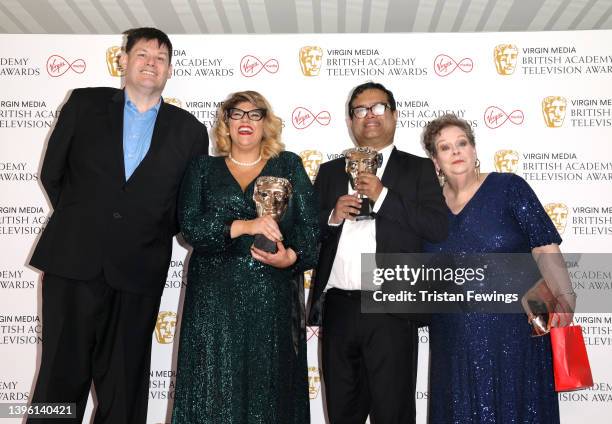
[348,82,397,117]
[123,27,173,62]
[422,114,475,157]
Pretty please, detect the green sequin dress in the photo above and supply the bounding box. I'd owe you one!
[171,151,319,424]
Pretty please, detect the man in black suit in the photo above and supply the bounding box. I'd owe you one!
[28,28,207,424]
[308,82,448,424]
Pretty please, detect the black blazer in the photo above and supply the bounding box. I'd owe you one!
[307,147,448,325]
[30,87,208,297]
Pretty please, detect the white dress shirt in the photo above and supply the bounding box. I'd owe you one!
[326,144,394,292]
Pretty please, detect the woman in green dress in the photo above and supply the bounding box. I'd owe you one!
[171,91,319,424]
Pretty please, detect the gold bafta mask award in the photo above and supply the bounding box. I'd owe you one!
[106,46,124,77]
[253,176,293,253]
[299,46,323,76]
[344,147,383,220]
[493,44,518,75]
[542,96,567,128]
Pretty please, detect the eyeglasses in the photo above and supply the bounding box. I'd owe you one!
[227,108,266,121]
[351,102,390,119]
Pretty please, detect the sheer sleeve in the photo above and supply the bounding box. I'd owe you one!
[507,174,562,249]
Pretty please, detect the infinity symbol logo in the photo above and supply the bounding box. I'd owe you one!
[307,326,321,341]
[292,107,331,129]
[240,55,279,77]
[484,106,524,129]
[46,55,86,77]
[433,54,473,77]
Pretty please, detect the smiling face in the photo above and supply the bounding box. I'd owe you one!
[228,101,265,153]
[349,89,397,151]
[120,38,172,98]
[432,125,477,180]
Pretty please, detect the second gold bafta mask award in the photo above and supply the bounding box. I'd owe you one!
[253,176,293,253]
[344,147,383,220]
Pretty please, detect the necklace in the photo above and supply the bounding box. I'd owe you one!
[229,153,262,167]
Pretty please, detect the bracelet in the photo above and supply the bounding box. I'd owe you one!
[555,291,577,298]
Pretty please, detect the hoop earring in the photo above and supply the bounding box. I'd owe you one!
[475,158,481,180]
[437,168,446,187]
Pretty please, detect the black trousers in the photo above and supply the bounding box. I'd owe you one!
[322,289,418,424]
[27,273,161,424]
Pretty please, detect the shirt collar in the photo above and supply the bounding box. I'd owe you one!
[378,143,394,165]
[124,92,162,115]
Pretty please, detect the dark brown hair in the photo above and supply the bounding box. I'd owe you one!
[422,114,475,157]
[123,27,173,62]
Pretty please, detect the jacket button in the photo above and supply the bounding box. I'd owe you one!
[113,212,122,219]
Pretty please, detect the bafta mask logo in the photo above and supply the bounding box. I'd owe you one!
[303,269,313,289]
[154,311,177,344]
[164,97,183,108]
[299,46,323,76]
[106,46,124,77]
[299,150,323,182]
[542,96,567,128]
[544,203,569,234]
[494,150,519,173]
[308,366,321,399]
[493,44,518,75]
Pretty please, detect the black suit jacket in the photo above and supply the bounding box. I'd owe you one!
[307,147,448,325]
[30,87,208,297]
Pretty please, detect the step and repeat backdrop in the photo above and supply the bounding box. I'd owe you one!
[1,31,611,423]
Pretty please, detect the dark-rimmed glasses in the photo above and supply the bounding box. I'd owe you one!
[227,108,266,121]
[351,102,390,119]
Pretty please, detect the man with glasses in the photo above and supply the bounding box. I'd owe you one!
[28,27,207,424]
[308,82,447,423]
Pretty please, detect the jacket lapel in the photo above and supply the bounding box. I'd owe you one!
[381,147,400,188]
[125,99,170,185]
[331,159,349,201]
[108,90,126,185]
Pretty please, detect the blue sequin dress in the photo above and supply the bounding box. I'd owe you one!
[424,172,562,424]
[172,152,319,424]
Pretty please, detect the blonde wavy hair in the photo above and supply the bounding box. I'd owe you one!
[214,91,284,159]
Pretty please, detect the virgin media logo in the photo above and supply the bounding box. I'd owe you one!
[292,107,331,130]
[434,54,473,77]
[307,326,321,341]
[240,55,279,77]
[484,106,524,129]
[46,55,86,77]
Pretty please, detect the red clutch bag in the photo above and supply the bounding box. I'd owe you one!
[550,325,594,392]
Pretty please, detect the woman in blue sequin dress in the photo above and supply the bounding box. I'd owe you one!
[171,91,318,424]
[421,115,575,424]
